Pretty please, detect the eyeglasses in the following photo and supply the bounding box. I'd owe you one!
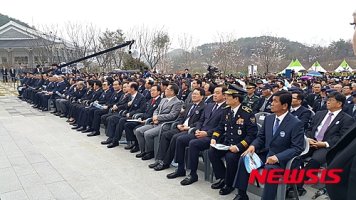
[246,87,254,90]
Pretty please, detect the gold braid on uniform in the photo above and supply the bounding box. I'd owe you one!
[213,132,220,137]
[242,106,252,113]
[241,140,248,148]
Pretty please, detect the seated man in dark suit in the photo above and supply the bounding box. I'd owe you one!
[312,87,328,112]
[291,90,312,130]
[39,75,67,111]
[178,81,191,102]
[209,85,258,196]
[102,82,146,148]
[233,91,304,200]
[72,80,104,131]
[342,84,353,108]
[148,88,205,171]
[166,85,227,186]
[203,82,215,104]
[86,81,124,136]
[297,91,355,195]
[256,84,273,113]
[76,81,113,132]
[344,91,356,120]
[142,79,153,101]
[100,82,130,128]
[67,81,94,124]
[306,83,322,107]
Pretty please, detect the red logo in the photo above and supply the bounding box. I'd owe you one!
[248,169,343,184]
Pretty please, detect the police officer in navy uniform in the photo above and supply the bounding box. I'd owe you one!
[208,84,258,196]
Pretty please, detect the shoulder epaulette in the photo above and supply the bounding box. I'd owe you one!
[242,106,252,113]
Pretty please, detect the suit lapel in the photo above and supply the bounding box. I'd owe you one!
[265,115,274,139]
[205,104,216,123]
[324,112,343,136]
[159,98,168,113]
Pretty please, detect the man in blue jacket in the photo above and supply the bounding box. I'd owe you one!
[233,91,304,200]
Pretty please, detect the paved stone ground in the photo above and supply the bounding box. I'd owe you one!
[0,81,18,96]
[0,82,328,200]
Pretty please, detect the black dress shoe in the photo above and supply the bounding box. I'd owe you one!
[148,161,160,168]
[219,185,235,195]
[136,152,146,158]
[130,146,140,153]
[124,143,135,150]
[107,142,119,148]
[60,114,66,118]
[82,128,93,133]
[141,152,154,160]
[71,126,80,130]
[211,179,225,189]
[233,194,249,200]
[87,132,100,137]
[42,108,48,111]
[154,163,170,171]
[76,127,85,131]
[50,110,57,114]
[180,175,198,186]
[101,139,112,145]
[167,170,186,179]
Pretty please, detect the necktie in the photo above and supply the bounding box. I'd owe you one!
[291,108,295,114]
[212,103,218,113]
[209,103,218,118]
[231,109,235,118]
[273,118,280,136]
[316,113,333,141]
[187,104,197,117]
[151,98,156,105]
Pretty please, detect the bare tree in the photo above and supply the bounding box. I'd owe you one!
[254,35,285,73]
[64,22,100,70]
[177,33,195,69]
[128,26,171,70]
[93,29,125,72]
[28,24,62,66]
[212,33,242,74]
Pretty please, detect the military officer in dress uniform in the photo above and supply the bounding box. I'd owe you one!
[242,83,260,113]
[208,84,258,196]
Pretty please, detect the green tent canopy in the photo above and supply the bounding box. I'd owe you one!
[308,61,326,72]
[335,59,353,72]
[280,58,306,73]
